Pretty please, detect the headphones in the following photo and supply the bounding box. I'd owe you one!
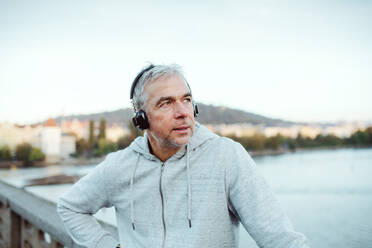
[130,64,199,130]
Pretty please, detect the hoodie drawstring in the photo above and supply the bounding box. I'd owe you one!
[186,144,192,228]
[130,146,192,231]
[130,153,140,231]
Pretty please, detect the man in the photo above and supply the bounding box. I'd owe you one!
[57,64,309,248]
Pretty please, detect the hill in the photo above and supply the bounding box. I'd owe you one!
[54,103,297,127]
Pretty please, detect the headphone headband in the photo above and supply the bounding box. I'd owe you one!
[130,64,155,100]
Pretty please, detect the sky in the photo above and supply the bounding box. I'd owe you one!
[0,0,371,125]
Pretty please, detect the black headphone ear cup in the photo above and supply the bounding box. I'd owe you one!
[193,103,199,117]
[132,110,149,130]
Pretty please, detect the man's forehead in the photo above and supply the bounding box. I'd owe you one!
[145,74,191,99]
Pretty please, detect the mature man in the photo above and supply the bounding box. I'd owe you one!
[57,64,309,248]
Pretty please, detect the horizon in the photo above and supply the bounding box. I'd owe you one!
[1,1,371,125]
[2,102,371,127]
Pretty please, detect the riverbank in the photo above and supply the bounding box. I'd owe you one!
[1,145,370,169]
[249,145,372,157]
[0,157,105,169]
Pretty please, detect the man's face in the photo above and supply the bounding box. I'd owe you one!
[144,73,195,150]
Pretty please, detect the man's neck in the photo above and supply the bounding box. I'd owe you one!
[147,137,181,162]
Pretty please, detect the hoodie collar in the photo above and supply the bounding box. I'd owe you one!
[130,132,157,161]
[188,122,218,151]
[129,122,218,161]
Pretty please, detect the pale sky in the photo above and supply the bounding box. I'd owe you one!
[1,0,371,125]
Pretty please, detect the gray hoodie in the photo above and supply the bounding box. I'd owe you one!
[57,123,309,248]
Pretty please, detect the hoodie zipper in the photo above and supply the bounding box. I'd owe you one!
[160,163,166,248]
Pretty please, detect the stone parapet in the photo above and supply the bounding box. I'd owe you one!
[0,180,118,248]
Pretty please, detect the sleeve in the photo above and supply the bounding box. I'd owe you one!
[57,153,119,248]
[226,142,309,248]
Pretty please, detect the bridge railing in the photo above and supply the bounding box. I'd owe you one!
[0,180,118,248]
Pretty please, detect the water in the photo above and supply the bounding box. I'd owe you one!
[1,148,372,248]
[239,148,372,248]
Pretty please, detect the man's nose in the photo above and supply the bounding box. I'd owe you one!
[174,101,188,118]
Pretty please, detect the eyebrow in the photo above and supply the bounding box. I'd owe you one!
[155,93,192,107]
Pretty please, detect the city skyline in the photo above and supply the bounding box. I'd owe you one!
[1,0,371,125]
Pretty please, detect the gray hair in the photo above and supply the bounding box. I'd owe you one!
[131,63,191,111]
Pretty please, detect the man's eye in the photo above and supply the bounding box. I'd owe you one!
[184,98,192,103]
[160,101,171,107]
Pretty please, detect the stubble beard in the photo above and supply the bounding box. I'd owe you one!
[148,128,193,151]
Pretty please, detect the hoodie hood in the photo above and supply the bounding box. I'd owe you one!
[129,122,218,161]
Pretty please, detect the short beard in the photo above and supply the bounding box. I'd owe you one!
[150,131,186,150]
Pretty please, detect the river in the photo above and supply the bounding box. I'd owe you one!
[1,147,372,248]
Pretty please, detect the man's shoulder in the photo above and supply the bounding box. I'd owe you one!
[88,147,140,186]
[100,146,137,169]
[206,135,255,168]
[192,123,241,150]
[208,134,245,152]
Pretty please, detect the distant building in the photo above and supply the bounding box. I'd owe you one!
[61,119,130,142]
[324,122,365,138]
[61,119,89,139]
[263,126,299,138]
[106,124,130,142]
[0,119,76,163]
[0,122,42,150]
[40,118,61,163]
[0,122,21,149]
[207,123,259,137]
[299,125,323,139]
[61,133,76,159]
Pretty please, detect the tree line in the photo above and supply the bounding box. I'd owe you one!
[1,121,371,165]
[73,121,372,155]
[226,126,372,151]
[0,143,45,166]
[72,118,143,158]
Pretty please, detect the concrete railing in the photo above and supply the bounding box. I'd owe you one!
[0,180,118,248]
